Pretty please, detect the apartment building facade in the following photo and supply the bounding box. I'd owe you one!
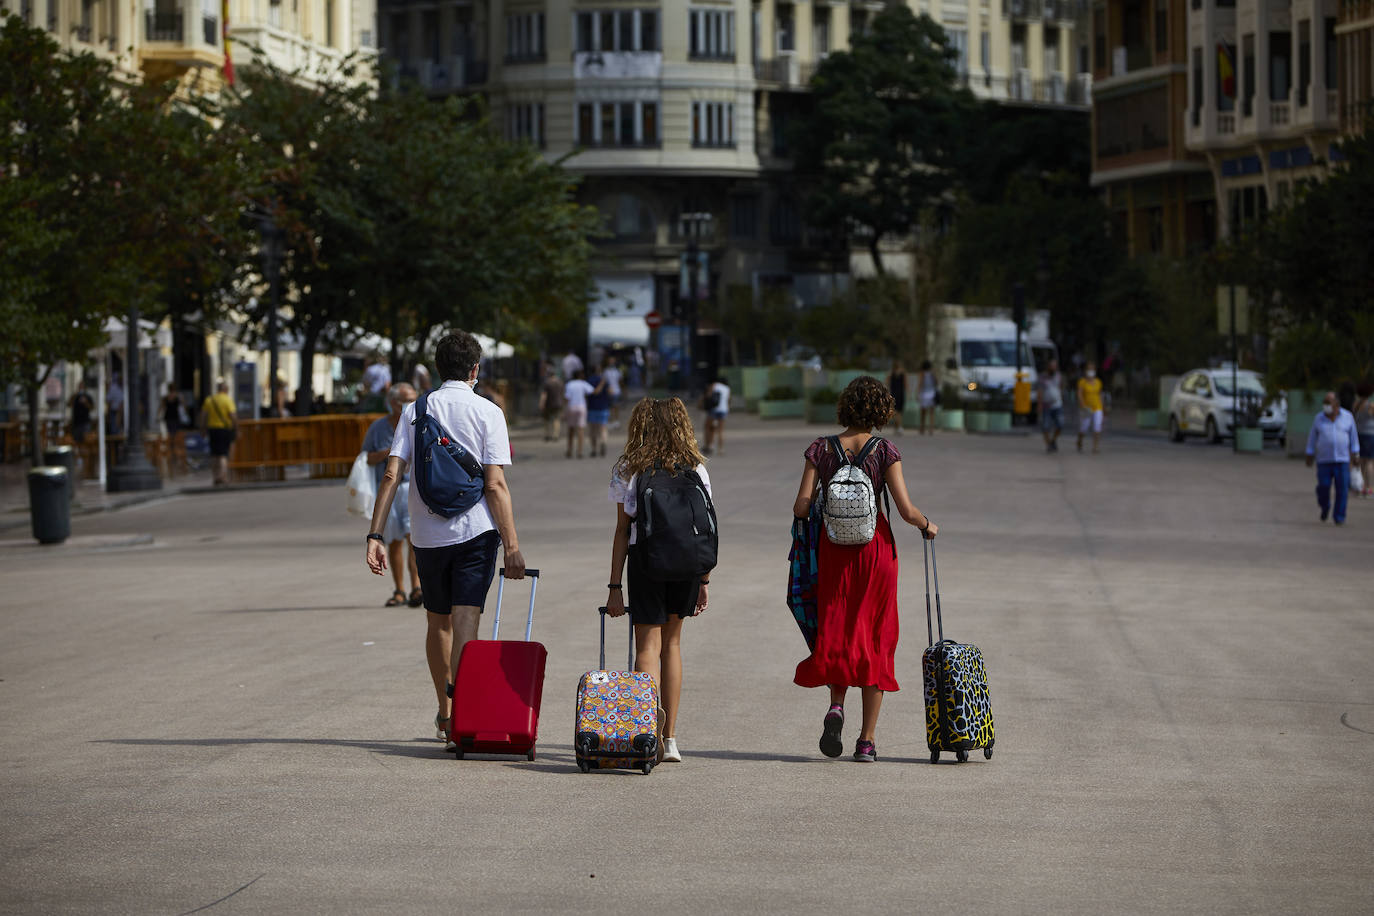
[379,0,1092,350]
[7,0,374,87]
[1090,0,1215,257]
[1183,0,1341,238]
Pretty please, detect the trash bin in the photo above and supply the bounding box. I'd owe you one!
[43,445,76,501]
[28,466,71,545]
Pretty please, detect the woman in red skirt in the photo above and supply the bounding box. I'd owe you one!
[792,376,939,761]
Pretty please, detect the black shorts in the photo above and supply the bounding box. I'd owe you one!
[627,545,701,626]
[413,531,500,615]
[208,428,235,457]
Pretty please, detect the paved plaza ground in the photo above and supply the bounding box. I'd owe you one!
[1,410,1371,914]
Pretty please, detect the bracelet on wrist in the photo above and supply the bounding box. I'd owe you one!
[607,583,622,590]
[366,532,385,542]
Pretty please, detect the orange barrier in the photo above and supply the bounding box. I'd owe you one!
[229,414,384,482]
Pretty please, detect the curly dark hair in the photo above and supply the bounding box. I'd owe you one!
[836,376,895,430]
[435,331,483,382]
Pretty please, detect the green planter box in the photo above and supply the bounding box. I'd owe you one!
[759,399,805,419]
[1235,427,1264,452]
[826,369,868,392]
[902,403,921,428]
[768,365,803,392]
[1136,409,1159,429]
[939,409,965,431]
[740,367,771,403]
[985,412,1012,433]
[722,367,743,392]
[965,411,989,432]
[807,402,837,425]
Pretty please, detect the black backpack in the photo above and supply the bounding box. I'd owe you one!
[634,463,718,581]
[411,392,485,519]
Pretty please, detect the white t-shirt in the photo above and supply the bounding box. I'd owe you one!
[608,464,712,545]
[602,366,622,396]
[564,379,594,410]
[707,382,730,415]
[390,379,511,548]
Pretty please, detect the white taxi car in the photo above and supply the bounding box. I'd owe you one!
[1167,367,1286,444]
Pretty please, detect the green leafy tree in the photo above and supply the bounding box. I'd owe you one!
[791,6,976,275]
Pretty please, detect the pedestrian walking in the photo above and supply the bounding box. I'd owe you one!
[158,384,187,438]
[701,374,730,455]
[364,383,422,608]
[365,331,527,747]
[602,355,623,426]
[586,365,612,458]
[605,397,713,764]
[888,362,908,435]
[791,376,938,762]
[561,349,584,382]
[538,362,564,441]
[1305,390,1361,524]
[361,353,391,412]
[1076,361,1104,453]
[916,360,938,435]
[198,378,237,486]
[106,374,124,435]
[1040,358,1064,452]
[1354,382,1374,497]
[564,370,593,459]
[70,383,95,445]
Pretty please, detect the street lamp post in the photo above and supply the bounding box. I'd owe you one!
[259,217,284,410]
[106,304,163,492]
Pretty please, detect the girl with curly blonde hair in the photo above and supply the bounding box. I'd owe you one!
[605,397,713,763]
[792,376,938,762]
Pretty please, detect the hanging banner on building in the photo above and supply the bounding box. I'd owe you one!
[1217,41,1235,99]
[222,0,235,85]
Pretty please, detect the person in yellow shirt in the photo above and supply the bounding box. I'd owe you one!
[199,378,237,485]
[1076,362,1104,454]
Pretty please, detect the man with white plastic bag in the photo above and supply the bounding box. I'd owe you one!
[361,384,422,605]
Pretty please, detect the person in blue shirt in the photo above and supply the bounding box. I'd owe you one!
[1305,390,1361,525]
[364,383,421,605]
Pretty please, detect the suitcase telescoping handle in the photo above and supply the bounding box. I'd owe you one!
[596,607,634,672]
[922,539,944,648]
[492,568,541,641]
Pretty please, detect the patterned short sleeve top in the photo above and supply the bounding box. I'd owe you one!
[804,436,902,495]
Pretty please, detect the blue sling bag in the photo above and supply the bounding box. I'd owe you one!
[411,391,485,518]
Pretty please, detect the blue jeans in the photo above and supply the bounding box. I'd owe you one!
[1316,462,1351,523]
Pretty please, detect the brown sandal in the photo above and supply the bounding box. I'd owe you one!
[408,588,424,608]
[385,590,406,607]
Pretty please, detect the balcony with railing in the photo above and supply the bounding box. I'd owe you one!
[139,0,226,73]
[754,54,804,87]
[962,70,1092,108]
[394,56,489,91]
[145,10,184,42]
[1003,0,1044,20]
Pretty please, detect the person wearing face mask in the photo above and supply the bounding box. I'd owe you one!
[1076,361,1104,454]
[1305,391,1361,525]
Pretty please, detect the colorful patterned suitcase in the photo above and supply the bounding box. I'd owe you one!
[449,569,547,760]
[574,609,659,774]
[920,540,995,764]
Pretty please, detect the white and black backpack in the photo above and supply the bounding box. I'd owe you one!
[820,435,889,546]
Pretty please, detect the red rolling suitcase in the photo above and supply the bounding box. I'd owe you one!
[448,569,547,761]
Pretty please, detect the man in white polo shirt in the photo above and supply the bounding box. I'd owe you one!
[365,330,527,744]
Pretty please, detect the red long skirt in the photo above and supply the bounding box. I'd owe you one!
[793,513,900,692]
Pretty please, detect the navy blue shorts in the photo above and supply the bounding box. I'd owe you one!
[413,531,500,615]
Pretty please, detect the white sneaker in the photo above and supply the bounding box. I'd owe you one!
[662,737,682,762]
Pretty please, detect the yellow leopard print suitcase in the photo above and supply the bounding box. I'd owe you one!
[921,540,995,763]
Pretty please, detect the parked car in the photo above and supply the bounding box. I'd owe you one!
[1167,366,1286,444]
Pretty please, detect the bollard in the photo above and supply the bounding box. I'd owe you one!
[43,445,76,501]
[28,466,71,545]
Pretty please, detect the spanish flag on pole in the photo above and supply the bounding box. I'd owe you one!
[1217,40,1235,99]
[222,0,235,85]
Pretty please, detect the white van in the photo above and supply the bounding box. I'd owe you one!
[935,318,1038,405]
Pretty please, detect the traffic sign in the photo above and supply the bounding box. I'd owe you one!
[644,310,663,329]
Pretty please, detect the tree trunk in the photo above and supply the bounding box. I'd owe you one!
[296,320,320,416]
[869,238,886,277]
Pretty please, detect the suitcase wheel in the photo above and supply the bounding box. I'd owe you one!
[983,747,993,760]
[453,749,464,759]
[956,749,969,763]
[929,751,940,765]
[641,761,653,775]
[577,759,591,774]
[527,748,536,762]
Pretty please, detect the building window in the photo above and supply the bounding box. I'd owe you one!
[1241,33,1254,116]
[814,7,829,56]
[1154,0,1167,55]
[1191,46,1202,125]
[776,6,793,52]
[1093,9,1104,71]
[577,100,659,147]
[982,32,991,71]
[946,28,968,76]
[507,103,545,147]
[1269,31,1290,102]
[731,196,759,240]
[574,9,659,52]
[689,8,735,59]
[1324,18,1336,89]
[691,100,735,147]
[1297,20,1310,107]
[1217,41,1235,112]
[507,11,545,62]
[1095,88,1169,158]
[1043,27,1058,76]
